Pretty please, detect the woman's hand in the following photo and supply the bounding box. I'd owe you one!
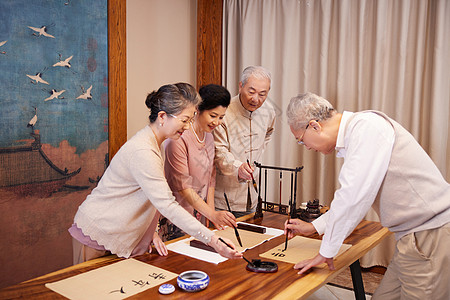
[208,235,242,259]
[284,218,316,238]
[151,231,168,256]
[211,211,237,230]
[293,253,335,275]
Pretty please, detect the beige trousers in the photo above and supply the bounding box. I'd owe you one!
[72,238,109,265]
[373,223,450,300]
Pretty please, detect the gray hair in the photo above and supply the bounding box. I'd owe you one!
[286,92,336,131]
[145,82,201,123]
[240,66,272,86]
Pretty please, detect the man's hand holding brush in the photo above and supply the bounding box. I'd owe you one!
[284,219,316,238]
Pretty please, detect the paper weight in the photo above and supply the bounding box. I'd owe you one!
[159,283,175,294]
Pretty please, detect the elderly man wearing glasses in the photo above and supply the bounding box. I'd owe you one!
[284,92,450,300]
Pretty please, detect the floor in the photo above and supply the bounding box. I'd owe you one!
[308,285,372,300]
[307,267,384,299]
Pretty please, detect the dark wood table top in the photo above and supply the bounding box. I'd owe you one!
[0,212,391,299]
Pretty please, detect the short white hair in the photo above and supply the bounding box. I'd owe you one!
[286,92,336,131]
[240,66,272,86]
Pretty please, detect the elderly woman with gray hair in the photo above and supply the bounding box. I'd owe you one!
[284,92,450,299]
[69,83,242,264]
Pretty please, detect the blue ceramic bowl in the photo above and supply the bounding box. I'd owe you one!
[177,270,209,292]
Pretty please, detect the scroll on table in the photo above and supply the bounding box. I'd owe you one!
[260,236,351,265]
[45,258,178,300]
[166,222,284,264]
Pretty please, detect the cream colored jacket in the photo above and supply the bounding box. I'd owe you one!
[213,95,276,211]
[74,126,214,258]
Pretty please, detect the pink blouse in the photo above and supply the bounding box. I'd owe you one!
[164,128,216,215]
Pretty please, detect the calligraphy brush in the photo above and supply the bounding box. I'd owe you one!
[219,237,254,266]
[246,159,259,194]
[242,255,254,266]
[283,217,290,251]
[223,193,243,247]
[247,159,264,218]
[279,171,282,209]
[283,196,292,251]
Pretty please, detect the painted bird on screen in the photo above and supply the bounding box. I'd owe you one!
[27,107,37,129]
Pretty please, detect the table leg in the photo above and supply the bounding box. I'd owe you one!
[350,260,366,300]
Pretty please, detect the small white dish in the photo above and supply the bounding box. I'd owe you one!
[159,283,175,294]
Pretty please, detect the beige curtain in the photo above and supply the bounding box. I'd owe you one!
[222,0,450,267]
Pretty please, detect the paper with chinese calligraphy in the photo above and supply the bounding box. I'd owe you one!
[260,236,351,265]
[45,259,178,299]
[166,223,283,264]
[200,225,277,253]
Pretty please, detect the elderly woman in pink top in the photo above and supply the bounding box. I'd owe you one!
[162,84,236,240]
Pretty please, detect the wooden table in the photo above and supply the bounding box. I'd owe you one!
[0,212,391,299]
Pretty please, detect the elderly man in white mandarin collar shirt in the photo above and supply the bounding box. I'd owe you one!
[213,66,276,218]
[284,92,450,300]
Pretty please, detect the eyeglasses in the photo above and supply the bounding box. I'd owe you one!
[296,120,318,145]
[296,124,310,145]
[169,111,197,124]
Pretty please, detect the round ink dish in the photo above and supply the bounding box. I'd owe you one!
[158,283,175,295]
[177,270,209,292]
[246,259,278,273]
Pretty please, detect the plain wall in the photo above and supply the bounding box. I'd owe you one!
[127,0,197,138]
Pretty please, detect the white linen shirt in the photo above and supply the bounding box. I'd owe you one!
[312,111,395,258]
